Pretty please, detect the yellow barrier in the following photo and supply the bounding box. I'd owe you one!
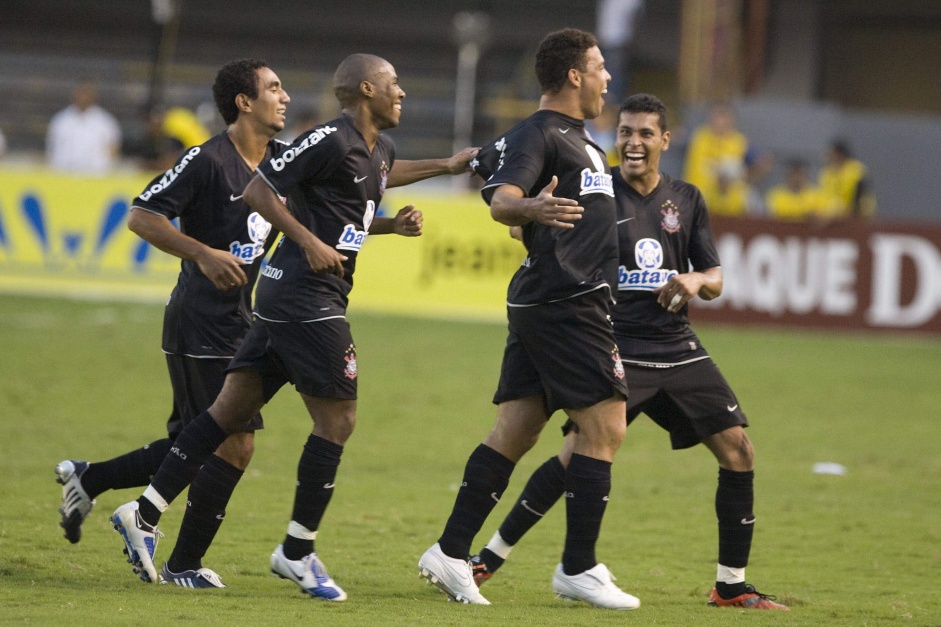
[0,169,524,320]
[356,189,525,322]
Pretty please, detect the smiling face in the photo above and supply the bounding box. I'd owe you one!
[575,46,611,120]
[248,66,290,133]
[367,61,406,130]
[616,110,670,182]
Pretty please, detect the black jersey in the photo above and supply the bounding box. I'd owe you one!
[253,114,395,321]
[133,132,284,358]
[612,171,721,363]
[472,110,618,306]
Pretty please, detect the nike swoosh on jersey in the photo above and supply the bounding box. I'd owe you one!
[727,404,739,412]
[230,194,243,201]
[616,217,635,224]
[354,175,368,183]
[559,128,570,134]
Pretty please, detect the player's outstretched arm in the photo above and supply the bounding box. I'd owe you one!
[370,205,423,237]
[127,207,247,290]
[386,147,480,188]
[243,176,347,278]
[490,176,583,228]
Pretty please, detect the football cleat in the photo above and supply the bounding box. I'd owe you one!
[159,563,227,588]
[111,501,163,583]
[708,584,789,610]
[270,544,347,601]
[55,460,95,544]
[551,563,640,610]
[418,543,490,605]
[469,554,493,587]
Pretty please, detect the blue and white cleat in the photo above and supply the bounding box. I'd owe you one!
[55,459,95,544]
[270,544,347,601]
[159,563,227,588]
[111,501,163,583]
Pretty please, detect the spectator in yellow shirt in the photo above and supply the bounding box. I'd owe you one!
[819,139,876,219]
[683,102,748,209]
[766,159,837,220]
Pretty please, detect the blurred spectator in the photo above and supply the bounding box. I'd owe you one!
[145,106,211,171]
[708,160,748,217]
[683,102,749,212]
[0,126,6,159]
[596,0,644,105]
[46,82,122,175]
[743,147,775,216]
[766,159,836,220]
[819,138,876,219]
[280,107,320,143]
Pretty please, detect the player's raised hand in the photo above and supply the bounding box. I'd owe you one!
[196,247,248,291]
[302,237,348,279]
[446,147,481,174]
[530,176,583,228]
[393,205,423,237]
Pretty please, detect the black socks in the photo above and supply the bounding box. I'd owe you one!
[438,444,515,560]
[141,411,229,525]
[81,438,174,499]
[562,454,612,575]
[282,434,343,561]
[167,454,244,572]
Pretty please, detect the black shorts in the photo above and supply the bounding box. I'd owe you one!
[563,357,747,449]
[227,317,357,401]
[493,288,630,415]
[165,353,263,439]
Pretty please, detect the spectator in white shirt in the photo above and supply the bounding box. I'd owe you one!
[46,82,121,175]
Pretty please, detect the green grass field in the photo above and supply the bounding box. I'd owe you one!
[1,294,939,625]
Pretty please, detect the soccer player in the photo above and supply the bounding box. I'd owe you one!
[56,58,291,589]
[108,53,478,600]
[417,29,639,609]
[468,93,789,611]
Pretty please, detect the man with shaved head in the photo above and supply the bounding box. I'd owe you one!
[110,53,478,600]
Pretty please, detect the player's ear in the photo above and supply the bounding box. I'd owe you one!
[567,68,581,88]
[360,80,374,99]
[662,130,671,151]
[235,93,252,115]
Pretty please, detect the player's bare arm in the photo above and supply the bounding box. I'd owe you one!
[127,207,247,290]
[653,266,723,312]
[490,176,583,228]
[242,176,348,278]
[370,205,423,237]
[386,147,480,187]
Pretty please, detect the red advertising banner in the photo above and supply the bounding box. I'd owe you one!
[691,216,941,334]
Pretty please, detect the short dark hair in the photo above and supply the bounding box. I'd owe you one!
[830,138,851,157]
[213,59,268,125]
[619,93,668,131]
[535,28,598,94]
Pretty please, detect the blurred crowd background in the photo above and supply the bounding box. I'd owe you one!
[2,0,941,223]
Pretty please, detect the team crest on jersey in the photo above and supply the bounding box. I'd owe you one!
[612,347,625,380]
[660,200,681,233]
[579,145,614,197]
[379,160,389,195]
[343,344,358,380]
[228,212,271,263]
[617,237,678,291]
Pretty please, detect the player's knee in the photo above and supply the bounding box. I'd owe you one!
[217,432,255,468]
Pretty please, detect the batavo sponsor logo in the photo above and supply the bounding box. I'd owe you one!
[692,217,941,332]
[269,126,337,172]
[579,145,614,197]
[619,238,678,290]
